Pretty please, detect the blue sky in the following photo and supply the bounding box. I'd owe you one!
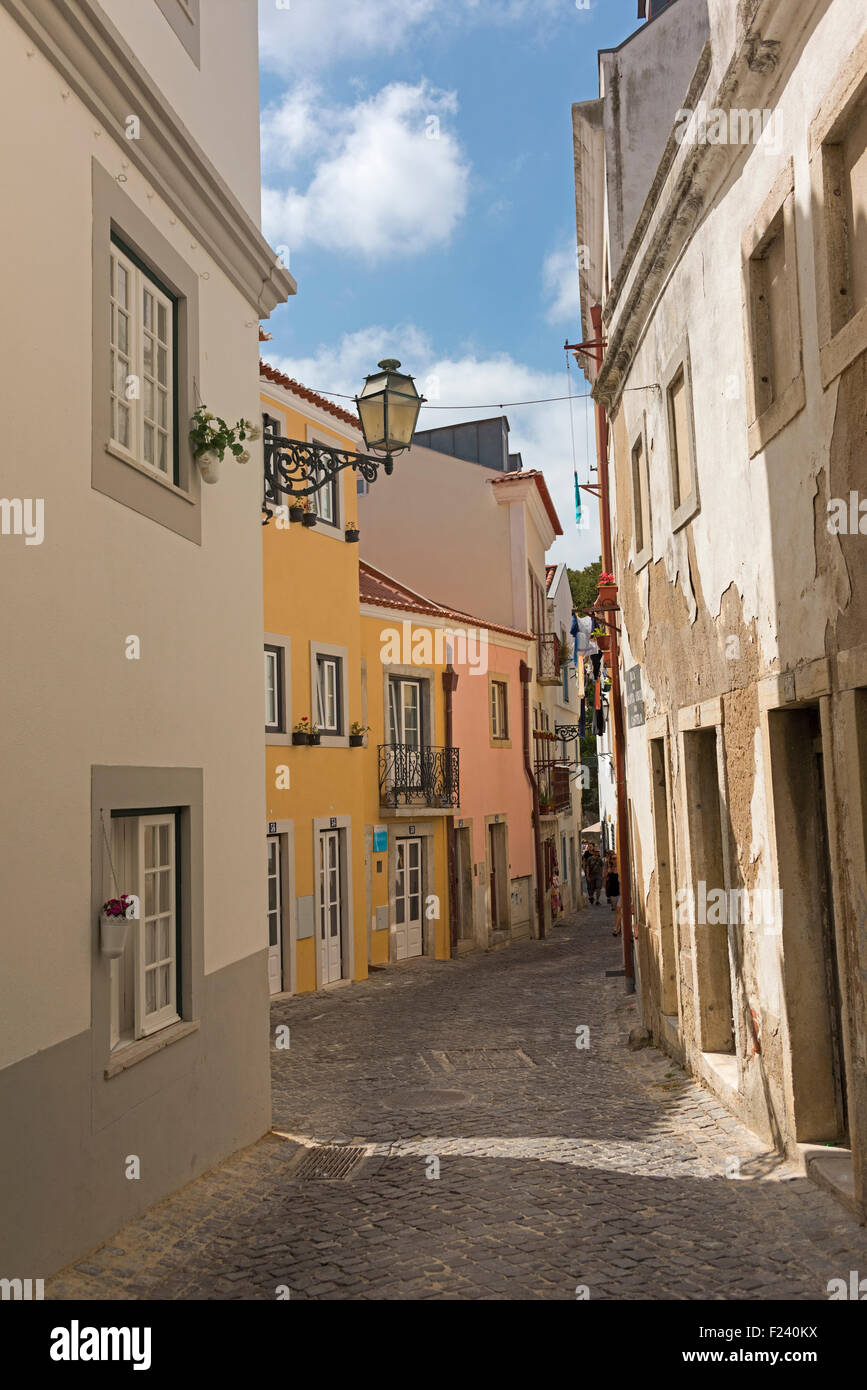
[257,0,642,567]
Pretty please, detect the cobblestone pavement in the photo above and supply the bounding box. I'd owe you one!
[49,905,867,1300]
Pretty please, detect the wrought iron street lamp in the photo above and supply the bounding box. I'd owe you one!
[262,359,424,523]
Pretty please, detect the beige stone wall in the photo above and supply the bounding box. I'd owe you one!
[0,8,266,1064]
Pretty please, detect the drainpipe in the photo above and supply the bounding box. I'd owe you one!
[521,659,547,940]
[443,665,460,958]
[589,302,635,992]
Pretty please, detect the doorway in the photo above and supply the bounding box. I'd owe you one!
[455,826,474,941]
[266,834,283,995]
[394,836,423,960]
[768,707,849,1143]
[681,726,736,1055]
[488,821,509,933]
[318,828,344,985]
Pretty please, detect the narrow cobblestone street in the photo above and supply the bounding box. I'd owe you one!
[49,906,867,1301]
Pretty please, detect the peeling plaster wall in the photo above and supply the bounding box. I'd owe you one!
[595,0,867,1189]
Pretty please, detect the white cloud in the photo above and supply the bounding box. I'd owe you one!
[258,0,575,73]
[266,325,601,566]
[542,242,580,327]
[262,83,470,259]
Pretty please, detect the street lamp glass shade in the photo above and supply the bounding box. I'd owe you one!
[356,359,424,457]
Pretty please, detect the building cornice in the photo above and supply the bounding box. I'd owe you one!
[3,0,295,316]
[593,0,814,410]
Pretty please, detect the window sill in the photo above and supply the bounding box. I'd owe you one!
[317,733,349,749]
[671,491,701,534]
[819,306,867,389]
[104,1018,199,1078]
[266,729,290,745]
[490,737,513,749]
[747,372,806,457]
[104,441,195,504]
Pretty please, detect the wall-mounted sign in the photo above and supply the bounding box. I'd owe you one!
[625,665,646,729]
[408,825,415,835]
[373,825,387,852]
[268,822,277,835]
[329,816,337,830]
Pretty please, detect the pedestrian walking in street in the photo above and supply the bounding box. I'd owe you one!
[585,845,603,905]
[605,852,621,932]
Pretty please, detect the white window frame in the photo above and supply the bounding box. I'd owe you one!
[109,240,175,481]
[662,337,701,530]
[308,433,343,536]
[110,810,180,1048]
[265,645,283,733]
[310,641,350,747]
[316,654,341,734]
[491,680,508,740]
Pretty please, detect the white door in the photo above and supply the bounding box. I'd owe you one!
[395,837,423,960]
[318,829,343,984]
[388,678,422,746]
[267,835,283,995]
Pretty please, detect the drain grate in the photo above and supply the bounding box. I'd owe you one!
[290,1144,367,1181]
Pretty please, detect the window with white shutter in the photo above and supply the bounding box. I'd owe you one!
[109,237,176,482]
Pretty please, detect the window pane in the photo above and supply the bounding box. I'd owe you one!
[158,302,167,343]
[158,870,171,912]
[143,336,153,374]
[159,823,169,866]
[160,964,170,1008]
[117,312,128,356]
[144,824,156,869]
[158,433,167,474]
[157,345,167,386]
[143,424,154,463]
[160,918,171,959]
[145,969,156,1015]
[145,921,157,965]
[117,404,130,448]
[143,291,153,330]
[116,262,128,308]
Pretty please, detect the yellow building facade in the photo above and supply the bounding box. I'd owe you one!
[260,364,452,994]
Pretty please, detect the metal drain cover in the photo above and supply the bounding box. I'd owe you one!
[381,1087,472,1110]
[290,1144,367,1180]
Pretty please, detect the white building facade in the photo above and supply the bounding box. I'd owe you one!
[0,0,292,1274]
[574,0,867,1217]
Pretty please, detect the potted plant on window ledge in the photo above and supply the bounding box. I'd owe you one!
[289,499,307,524]
[99,894,138,959]
[308,722,322,745]
[292,717,310,746]
[349,721,368,747]
[189,408,259,485]
[301,503,318,528]
[345,520,360,543]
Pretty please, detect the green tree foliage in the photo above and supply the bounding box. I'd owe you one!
[568,558,602,613]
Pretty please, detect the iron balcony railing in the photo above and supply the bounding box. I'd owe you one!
[534,752,572,815]
[379,743,460,810]
[536,632,562,684]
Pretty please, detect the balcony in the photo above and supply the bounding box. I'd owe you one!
[379,744,460,813]
[536,632,562,685]
[535,749,572,816]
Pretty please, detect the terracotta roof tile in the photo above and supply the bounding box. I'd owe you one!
[489,469,563,536]
[359,561,532,641]
[259,359,361,432]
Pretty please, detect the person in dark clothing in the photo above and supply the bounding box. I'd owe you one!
[585,846,604,905]
[604,852,621,932]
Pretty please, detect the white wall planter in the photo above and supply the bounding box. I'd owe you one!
[100,913,130,959]
[197,450,221,485]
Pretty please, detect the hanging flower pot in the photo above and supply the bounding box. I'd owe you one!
[596,572,618,608]
[99,895,137,959]
[197,449,221,485]
[593,628,611,653]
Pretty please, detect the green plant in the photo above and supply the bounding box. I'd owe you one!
[190,407,259,462]
[293,715,310,733]
[350,721,369,736]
